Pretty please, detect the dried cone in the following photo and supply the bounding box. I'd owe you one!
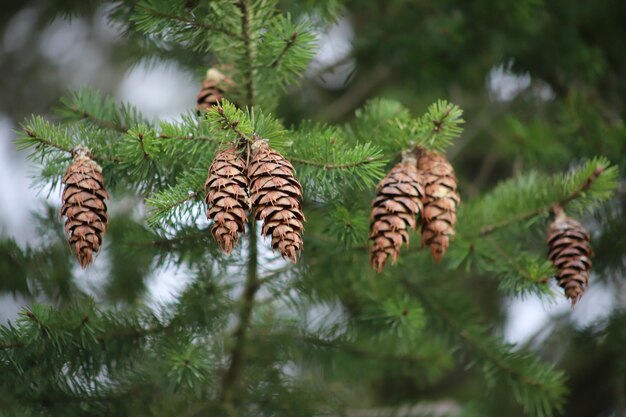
[61,146,109,268]
[204,147,249,254]
[196,68,234,113]
[418,149,460,262]
[547,207,593,306]
[369,155,424,272]
[248,139,304,262]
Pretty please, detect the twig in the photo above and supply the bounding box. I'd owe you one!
[404,280,553,391]
[68,106,127,133]
[289,156,382,169]
[478,166,606,236]
[138,5,243,40]
[269,32,298,68]
[156,134,215,142]
[316,63,391,122]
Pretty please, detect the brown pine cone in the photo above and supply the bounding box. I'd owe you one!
[369,155,424,272]
[196,68,234,113]
[547,207,593,306]
[248,139,305,263]
[204,146,249,254]
[60,146,109,268]
[417,149,460,262]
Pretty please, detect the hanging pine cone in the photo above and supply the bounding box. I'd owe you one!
[369,154,424,273]
[547,207,593,306]
[204,146,249,254]
[60,146,109,268]
[248,138,304,262]
[417,149,460,262]
[196,68,234,113]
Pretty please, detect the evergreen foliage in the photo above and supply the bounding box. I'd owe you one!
[2,1,623,417]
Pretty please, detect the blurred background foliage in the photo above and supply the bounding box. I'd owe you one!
[0,0,624,416]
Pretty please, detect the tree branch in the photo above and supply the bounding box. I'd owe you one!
[137,5,243,40]
[219,215,260,410]
[478,166,606,236]
[289,156,383,169]
[269,32,298,68]
[237,0,256,106]
[404,280,553,391]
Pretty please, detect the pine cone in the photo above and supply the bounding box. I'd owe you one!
[60,146,109,268]
[248,139,304,262]
[369,155,424,272]
[547,208,593,306]
[196,68,234,113]
[204,146,249,254]
[417,149,460,262]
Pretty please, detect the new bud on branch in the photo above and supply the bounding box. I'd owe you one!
[60,146,109,268]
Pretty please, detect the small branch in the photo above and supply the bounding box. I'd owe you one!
[216,106,253,143]
[219,216,260,408]
[68,106,127,133]
[137,133,150,160]
[316,63,391,122]
[24,129,122,163]
[237,0,256,106]
[269,32,298,68]
[138,5,243,40]
[24,128,72,154]
[290,156,382,170]
[404,280,551,391]
[299,334,442,364]
[478,166,606,236]
[156,134,215,142]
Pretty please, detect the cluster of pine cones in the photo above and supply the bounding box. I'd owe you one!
[204,138,305,262]
[369,148,460,272]
[55,67,595,307]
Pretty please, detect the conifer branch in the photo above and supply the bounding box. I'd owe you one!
[67,106,128,133]
[156,133,216,142]
[478,166,606,236]
[220,217,260,409]
[290,155,383,170]
[237,0,256,106]
[215,106,253,142]
[137,5,242,40]
[269,32,298,68]
[23,128,73,155]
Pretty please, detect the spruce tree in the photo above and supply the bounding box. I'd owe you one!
[2,1,622,416]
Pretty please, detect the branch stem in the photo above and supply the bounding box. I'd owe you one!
[478,166,606,236]
[290,156,382,170]
[219,216,260,411]
[269,32,298,68]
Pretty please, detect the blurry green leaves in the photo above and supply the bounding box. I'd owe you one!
[162,338,213,395]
